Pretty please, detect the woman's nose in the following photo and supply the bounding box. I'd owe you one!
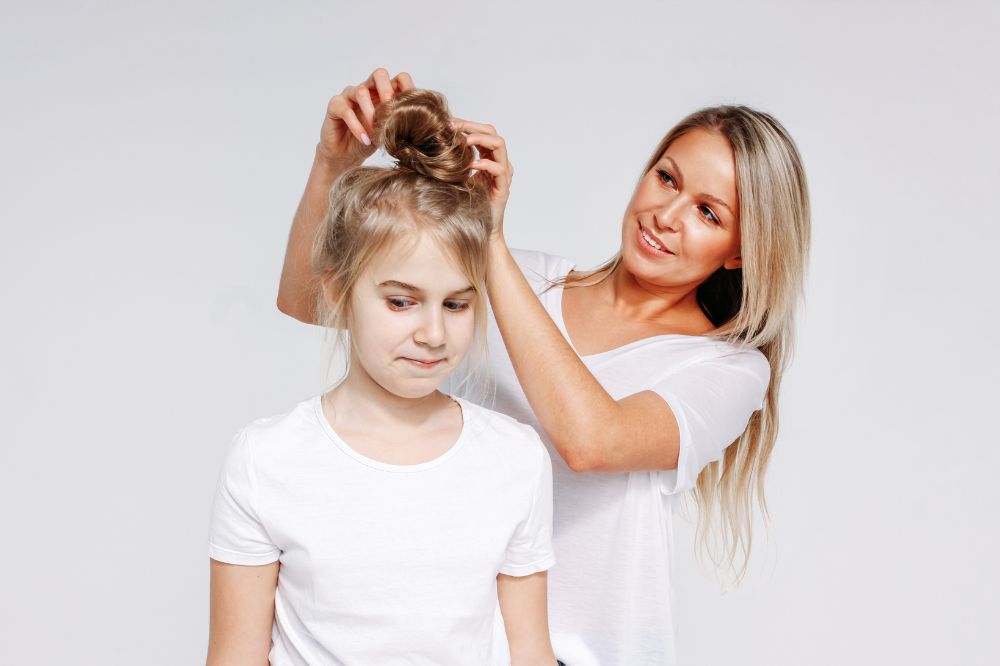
[653,197,686,233]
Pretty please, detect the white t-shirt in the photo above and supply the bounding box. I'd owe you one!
[208,395,555,665]
[450,249,770,666]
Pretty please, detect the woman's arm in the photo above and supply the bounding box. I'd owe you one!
[497,572,557,665]
[277,68,415,323]
[454,119,682,474]
[206,559,280,666]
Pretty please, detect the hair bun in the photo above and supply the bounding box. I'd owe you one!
[375,89,473,184]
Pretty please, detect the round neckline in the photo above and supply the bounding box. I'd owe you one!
[312,394,472,473]
[553,261,721,360]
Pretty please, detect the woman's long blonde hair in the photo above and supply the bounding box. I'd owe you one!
[311,89,493,381]
[564,106,810,581]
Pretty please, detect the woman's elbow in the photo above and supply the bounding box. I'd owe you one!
[557,437,608,473]
[276,292,315,324]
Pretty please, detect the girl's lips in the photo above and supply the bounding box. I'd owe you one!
[402,357,444,369]
[636,222,674,257]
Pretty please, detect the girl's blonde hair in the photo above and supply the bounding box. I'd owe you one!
[311,89,493,382]
[563,106,810,581]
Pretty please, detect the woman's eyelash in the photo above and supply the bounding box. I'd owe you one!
[699,205,721,225]
[658,169,721,225]
[444,301,470,311]
[657,169,675,186]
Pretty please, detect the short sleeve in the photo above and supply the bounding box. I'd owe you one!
[208,429,281,565]
[500,440,556,576]
[651,349,770,496]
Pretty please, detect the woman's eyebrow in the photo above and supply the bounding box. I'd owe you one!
[664,156,735,218]
[702,193,735,218]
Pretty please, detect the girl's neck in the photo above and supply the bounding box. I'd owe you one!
[326,361,450,434]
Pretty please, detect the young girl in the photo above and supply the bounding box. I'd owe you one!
[207,89,557,665]
[278,68,810,665]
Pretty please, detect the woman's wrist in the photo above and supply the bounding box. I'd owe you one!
[314,143,362,174]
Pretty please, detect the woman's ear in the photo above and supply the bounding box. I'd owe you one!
[723,255,742,270]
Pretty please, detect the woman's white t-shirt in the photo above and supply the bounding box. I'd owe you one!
[451,249,770,666]
[208,395,555,665]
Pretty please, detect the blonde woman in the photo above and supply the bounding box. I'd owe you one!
[278,68,810,665]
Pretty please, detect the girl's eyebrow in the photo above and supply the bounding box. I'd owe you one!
[377,280,476,296]
[377,280,421,292]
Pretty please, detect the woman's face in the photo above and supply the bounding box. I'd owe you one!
[346,231,478,400]
[620,128,742,292]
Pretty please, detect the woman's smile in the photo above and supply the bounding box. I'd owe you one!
[637,221,674,256]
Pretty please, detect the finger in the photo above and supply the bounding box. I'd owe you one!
[463,133,509,166]
[330,98,370,146]
[368,67,394,103]
[353,86,376,134]
[393,71,415,92]
[470,159,511,187]
[451,117,498,136]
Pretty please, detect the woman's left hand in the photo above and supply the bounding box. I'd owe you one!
[451,118,513,242]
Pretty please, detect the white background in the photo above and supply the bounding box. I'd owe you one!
[2,1,998,663]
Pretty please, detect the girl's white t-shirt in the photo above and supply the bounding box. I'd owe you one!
[451,249,770,666]
[208,395,555,665]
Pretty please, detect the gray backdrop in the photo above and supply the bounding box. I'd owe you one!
[2,0,997,663]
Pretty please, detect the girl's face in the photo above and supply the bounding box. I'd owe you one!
[346,230,478,400]
[620,128,743,291]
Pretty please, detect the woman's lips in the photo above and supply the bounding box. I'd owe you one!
[636,222,673,256]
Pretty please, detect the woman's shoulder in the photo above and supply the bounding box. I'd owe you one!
[509,247,576,285]
[668,336,771,385]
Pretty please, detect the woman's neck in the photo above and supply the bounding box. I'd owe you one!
[596,261,709,331]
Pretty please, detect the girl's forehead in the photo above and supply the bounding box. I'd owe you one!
[365,231,474,292]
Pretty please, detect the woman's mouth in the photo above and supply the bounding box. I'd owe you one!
[637,222,673,256]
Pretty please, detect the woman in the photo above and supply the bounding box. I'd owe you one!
[278,68,810,665]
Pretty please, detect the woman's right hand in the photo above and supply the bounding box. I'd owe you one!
[317,67,416,169]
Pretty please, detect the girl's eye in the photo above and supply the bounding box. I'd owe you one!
[444,301,470,312]
[699,205,721,225]
[657,169,676,187]
[387,297,416,310]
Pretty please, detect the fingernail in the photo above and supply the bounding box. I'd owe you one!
[361,133,371,146]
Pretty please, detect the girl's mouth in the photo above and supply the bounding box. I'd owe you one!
[402,357,444,369]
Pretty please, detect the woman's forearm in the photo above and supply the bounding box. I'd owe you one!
[276,147,352,324]
[486,240,620,471]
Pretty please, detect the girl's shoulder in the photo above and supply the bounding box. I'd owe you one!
[455,398,550,466]
[229,396,325,464]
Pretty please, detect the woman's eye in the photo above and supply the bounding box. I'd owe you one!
[444,301,470,312]
[699,205,721,225]
[657,169,676,187]
[387,297,415,310]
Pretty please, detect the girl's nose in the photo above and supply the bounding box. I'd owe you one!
[414,309,446,347]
